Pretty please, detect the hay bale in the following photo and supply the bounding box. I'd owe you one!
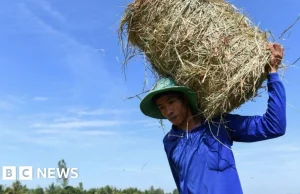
[119,0,272,120]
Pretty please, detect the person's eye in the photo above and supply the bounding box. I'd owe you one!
[168,100,175,104]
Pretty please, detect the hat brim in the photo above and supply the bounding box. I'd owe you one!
[140,86,198,119]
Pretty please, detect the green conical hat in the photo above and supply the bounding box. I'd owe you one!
[140,77,198,119]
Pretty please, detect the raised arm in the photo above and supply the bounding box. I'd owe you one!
[224,72,286,142]
[224,43,286,142]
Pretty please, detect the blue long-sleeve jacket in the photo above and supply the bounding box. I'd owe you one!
[163,73,286,194]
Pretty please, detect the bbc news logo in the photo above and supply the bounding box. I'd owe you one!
[2,166,79,180]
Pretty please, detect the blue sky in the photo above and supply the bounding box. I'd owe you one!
[0,0,299,193]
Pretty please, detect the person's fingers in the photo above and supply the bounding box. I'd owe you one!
[269,43,278,55]
[267,43,284,70]
[268,43,274,51]
[274,44,283,53]
[271,44,284,61]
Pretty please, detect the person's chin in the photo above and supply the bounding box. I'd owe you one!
[169,118,180,126]
[170,121,178,126]
[168,118,176,125]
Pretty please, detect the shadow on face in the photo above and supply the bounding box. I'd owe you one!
[154,92,190,126]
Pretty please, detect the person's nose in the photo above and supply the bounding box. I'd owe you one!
[167,106,174,116]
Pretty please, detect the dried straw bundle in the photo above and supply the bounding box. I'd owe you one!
[119,0,272,120]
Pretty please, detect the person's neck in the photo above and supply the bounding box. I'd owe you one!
[177,115,201,131]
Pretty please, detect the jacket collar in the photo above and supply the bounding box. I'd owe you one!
[167,122,205,141]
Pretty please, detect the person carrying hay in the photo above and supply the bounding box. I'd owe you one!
[139,43,286,194]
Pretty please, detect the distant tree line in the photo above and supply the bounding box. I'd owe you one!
[0,159,178,194]
[0,181,178,194]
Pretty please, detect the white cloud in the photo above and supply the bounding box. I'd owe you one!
[31,0,67,23]
[6,95,26,105]
[70,108,138,116]
[31,119,150,129]
[31,120,123,129]
[269,143,300,153]
[230,140,300,194]
[0,126,117,149]
[0,113,156,149]
[35,129,117,136]
[33,96,49,101]
[0,95,26,111]
[80,130,117,136]
[16,3,57,34]
[19,1,122,99]
[235,141,300,157]
[15,0,130,108]
[0,100,14,110]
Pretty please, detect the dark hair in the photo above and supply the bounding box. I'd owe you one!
[152,91,185,105]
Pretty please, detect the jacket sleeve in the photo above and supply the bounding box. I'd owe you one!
[224,73,286,142]
[164,146,180,191]
[167,157,180,191]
